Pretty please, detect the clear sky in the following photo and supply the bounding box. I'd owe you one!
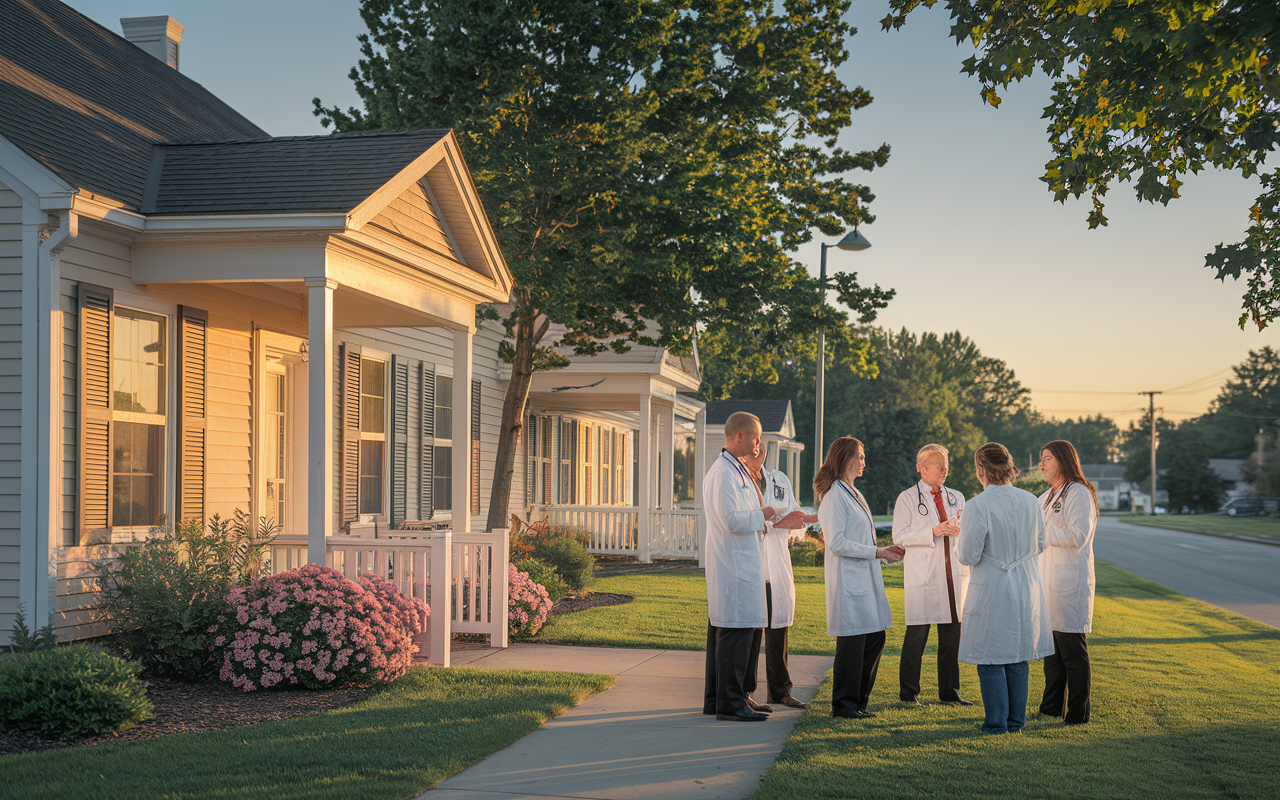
[71,0,1275,430]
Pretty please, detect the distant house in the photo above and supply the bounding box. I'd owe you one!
[702,399,805,489]
[1208,459,1251,501]
[1082,464,1134,511]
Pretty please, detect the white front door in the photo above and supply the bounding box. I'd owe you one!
[258,331,308,535]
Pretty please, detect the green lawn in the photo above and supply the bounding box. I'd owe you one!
[1122,514,1280,541]
[542,563,1280,799]
[0,667,613,800]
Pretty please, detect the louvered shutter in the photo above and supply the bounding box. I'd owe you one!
[470,379,481,516]
[390,356,409,527]
[176,306,208,524]
[420,363,435,518]
[340,343,362,527]
[526,414,537,506]
[78,284,113,542]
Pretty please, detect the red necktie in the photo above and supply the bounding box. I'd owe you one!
[932,488,959,624]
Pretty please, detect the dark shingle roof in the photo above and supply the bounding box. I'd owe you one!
[705,399,792,433]
[143,130,450,215]
[0,0,268,210]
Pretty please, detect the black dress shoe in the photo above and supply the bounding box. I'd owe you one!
[775,696,807,709]
[716,707,769,722]
[941,696,975,706]
[745,696,773,713]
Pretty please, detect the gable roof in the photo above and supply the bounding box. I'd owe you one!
[0,0,267,210]
[705,399,792,433]
[143,130,451,215]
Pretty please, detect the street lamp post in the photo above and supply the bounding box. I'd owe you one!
[814,229,871,482]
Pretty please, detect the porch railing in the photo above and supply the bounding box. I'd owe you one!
[268,528,510,668]
[533,505,701,560]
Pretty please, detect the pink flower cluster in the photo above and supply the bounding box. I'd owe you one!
[508,563,553,638]
[209,564,428,692]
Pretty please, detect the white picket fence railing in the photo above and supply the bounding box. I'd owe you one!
[268,528,510,668]
[535,505,701,560]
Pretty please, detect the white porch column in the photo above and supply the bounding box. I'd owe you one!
[305,278,336,566]
[660,404,675,558]
[694,407,707,568]
[637,394,652,563]
[452,327,473,532]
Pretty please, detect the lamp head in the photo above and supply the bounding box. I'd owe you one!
[836,229,871,251]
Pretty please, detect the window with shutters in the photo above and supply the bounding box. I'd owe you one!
[528,415,554,505]
[579,421,593,504]
[559,419,575,502]
[433,374,453,512]
[599,425,611,504]
[358,357,386,516]
[111,307,168,528]
[614,429,629,506]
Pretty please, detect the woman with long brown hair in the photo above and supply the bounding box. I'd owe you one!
[1037,440,1099,725]
[816,437,904,718]
[957,443,1054,734]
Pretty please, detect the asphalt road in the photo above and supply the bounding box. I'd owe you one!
[1093,516,1280,629]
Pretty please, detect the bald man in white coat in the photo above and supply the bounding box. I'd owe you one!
[702,412,789,722]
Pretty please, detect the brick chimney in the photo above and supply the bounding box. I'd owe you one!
[120,16,184,70]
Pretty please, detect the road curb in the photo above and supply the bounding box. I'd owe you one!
[1116,521,1280,548]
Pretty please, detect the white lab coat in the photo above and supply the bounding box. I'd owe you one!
[956,484,1054,665]
[760,468,799,629]
[1038,483,1097,634]
[703,452,768,628]
[892,481,970,626]
[819,480,893,638]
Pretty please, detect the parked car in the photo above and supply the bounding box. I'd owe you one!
[1220,497,1280,517]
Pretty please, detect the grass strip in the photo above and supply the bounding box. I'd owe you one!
[1120,514,1280,541]
[751,564,1280,799]
[0,666,613,800]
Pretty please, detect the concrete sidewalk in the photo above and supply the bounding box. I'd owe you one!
[418,644,833,800]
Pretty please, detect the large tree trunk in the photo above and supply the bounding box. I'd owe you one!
[484,316,543,532]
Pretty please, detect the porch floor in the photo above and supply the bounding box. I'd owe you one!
[417,644,833,800]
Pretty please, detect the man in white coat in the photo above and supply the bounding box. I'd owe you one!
[740,447,816,710]
[891,444,973,706]
[702,412,789,722]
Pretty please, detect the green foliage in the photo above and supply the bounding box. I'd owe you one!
[513,558,569,602]
[0,646,152,739]
[788,536,825,568]
[1194,346,1280,459]
[884,0,1280,329]
[316,0,892,527]
[98,512,281,681]
[8,602,57,653]
[530,536,596,594]
[1161,428,1230,513]
[1013,470,1050,497]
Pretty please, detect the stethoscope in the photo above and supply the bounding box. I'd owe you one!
[720,449,751,490]
[1043,481,1075,513]
[838,480,875,529]
[916,483,959,517]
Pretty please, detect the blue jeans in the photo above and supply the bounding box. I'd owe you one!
[976,662,1029,733]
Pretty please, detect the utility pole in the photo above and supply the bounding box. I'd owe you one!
[1140,391,1162,513]
[815,243,828,478]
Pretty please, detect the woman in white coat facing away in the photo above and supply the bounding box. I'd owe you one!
[892,443,972,706]
[817,437,905,719]
[1036,440,1098,725]
[958,442,1055,734]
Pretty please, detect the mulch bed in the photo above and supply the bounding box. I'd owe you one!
[0,676,369,758]
[592,556,701,579]
[549,592,633,616]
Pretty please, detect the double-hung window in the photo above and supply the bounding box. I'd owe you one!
[434,375,453,511]
[111,307,167,528]
[358,357,386,516]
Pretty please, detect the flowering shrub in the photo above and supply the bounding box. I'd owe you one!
[508,563,553,639]
[210,564,428,691]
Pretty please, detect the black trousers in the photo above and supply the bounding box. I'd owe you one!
[1040,631,1090,723]
[898,622,963,701]
[703,623,756,714]
[831,630,886,716]
[745,584,794,702]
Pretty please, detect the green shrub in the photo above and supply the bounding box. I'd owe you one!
[789,536,824,567]
[531,536,596,593]
[0,646,152,739]
[513,558,568,601]
[8,602,57,653]
[98,511,280,681]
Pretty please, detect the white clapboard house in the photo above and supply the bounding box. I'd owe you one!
[0,1,518,664]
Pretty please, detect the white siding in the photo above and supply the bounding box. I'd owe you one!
[0,181,24,633]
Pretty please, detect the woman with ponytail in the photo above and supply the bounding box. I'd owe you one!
[1036,440,1099,725]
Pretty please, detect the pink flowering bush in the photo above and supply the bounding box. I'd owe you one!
[209,564,428,692]
[508,563,553,639]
